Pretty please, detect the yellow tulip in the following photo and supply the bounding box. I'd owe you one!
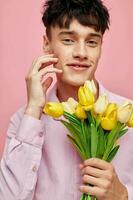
[67,97,78,109]
[105,103,117,117]
[101,116,117,131]
[94,95,108,114]
[75,104,87,120]
[43,102,64,118]
[61,102,74,114]
[101,103,117,130]
[84,80,97,95]
[127,112,133,127]
[117,102,132,123]
[78,85,95,111]
[61,98,78,114]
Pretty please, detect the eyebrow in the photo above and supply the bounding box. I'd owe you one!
[58,31,102,39]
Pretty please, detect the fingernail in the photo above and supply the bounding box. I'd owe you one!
[45,54,54,56]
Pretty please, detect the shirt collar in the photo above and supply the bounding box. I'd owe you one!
[47,81,109,102]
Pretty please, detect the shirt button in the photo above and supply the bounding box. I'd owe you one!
[39,132,43,137]
[32,165,37,172]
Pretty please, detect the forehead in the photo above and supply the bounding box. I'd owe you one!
[50,19,102,39]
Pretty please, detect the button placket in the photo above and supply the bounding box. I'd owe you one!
[32,165,37,172]
[39,132,43,137]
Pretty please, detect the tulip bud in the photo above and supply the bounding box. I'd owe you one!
[101,115,117,131]
[94,95,108,114]
[62,102,75,114]
[105,103,117,117]
[84,80,97,95]
[78,85,94,111]
[100,103,117,130]
[117,102,132,123]
[61,98,78,114]
[127,112,133,127]
[43,102,64,118]
[75,104,87,120]
[67,97,78,109]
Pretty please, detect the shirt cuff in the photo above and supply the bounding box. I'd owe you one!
[125,184,133,200]
[16,114,45,148]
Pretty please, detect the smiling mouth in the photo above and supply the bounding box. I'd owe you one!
[67,64,90,71]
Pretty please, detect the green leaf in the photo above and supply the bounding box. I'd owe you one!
[81,120,91,158]
[64,111,80,126]
[106,145,120,162]
[85,123,91,158]
[61,120,86,154]
[67,135,86,160]
[117,128,128,139]
[91,123,98,157]
[87,111,96,125]
[103,122,123,160]
[96,126,105,158]
[70,121,82,135]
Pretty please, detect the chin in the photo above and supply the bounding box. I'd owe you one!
[62,76,88,87]
[57,71,94,87]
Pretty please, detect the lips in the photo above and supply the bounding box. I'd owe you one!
[66,63,90,70]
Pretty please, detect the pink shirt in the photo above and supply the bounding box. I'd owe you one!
[0,82,133,200]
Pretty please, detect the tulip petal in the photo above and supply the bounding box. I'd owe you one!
[101,117,117,131]
[43,102,64,118]
[75,104,87,119]
[128,112,133,127]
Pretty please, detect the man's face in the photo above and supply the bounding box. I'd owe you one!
[45,19,102,86]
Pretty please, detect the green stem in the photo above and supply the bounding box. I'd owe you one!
[102,122,123,160]
[80,193,97,200]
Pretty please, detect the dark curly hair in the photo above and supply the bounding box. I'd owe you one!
[42,0,110,38]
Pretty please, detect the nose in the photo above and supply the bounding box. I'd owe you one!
[72,42,88,60]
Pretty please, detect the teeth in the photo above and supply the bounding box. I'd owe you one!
[76,65,86,68]
[75,65,83,68]
[70,64,87,68]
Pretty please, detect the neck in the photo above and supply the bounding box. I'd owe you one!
[56,78,99,102]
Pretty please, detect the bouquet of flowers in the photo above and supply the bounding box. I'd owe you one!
[43,80,133,200]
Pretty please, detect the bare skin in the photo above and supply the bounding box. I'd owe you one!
[79,158,128,200]
[25,54,62,119]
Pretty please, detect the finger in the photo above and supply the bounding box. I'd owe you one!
[79,185,104,197]
[42,77,53,93]
[33,57,59,72]
[82,174,99,186]
[79,163,84,170]
[38,67,63,77]
[81,165,116,184]
[38,60,58,71]
[43,54,54,57]
[82,174,110,189]
[30,54,55,70]
[81,166,105,178]
[28,56,58,74]
[83,158,112,170]
[81,166,101,177]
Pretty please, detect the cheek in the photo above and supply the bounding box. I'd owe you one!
[91,51,101,64]
[53,45,72,63]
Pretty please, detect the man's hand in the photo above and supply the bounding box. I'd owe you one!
[79,158,128,200]
[25,54,62,119]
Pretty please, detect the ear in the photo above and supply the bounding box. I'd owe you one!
[43,35,53,54]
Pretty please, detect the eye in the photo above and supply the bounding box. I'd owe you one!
[61,39,74,45]
[87,40,98,47]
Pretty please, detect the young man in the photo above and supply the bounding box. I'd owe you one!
[0,0,132,199]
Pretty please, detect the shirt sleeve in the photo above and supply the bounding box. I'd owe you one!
[116,128,133,200]
[0,108,45,200]
[126,185,133,200]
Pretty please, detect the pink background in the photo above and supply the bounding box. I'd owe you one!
[0,0,133,157]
